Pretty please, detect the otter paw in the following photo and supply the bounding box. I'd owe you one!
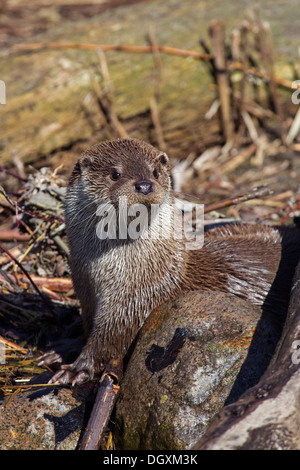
[48,352,96,386]
[48,366,91,386]
[38,350,63,367]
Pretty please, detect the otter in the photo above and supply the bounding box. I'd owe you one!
[40,138,300,385]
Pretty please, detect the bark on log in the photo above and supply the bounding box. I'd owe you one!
[192,261,300,450]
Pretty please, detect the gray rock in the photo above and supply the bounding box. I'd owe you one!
[114,289,280,449]
[0,376,87,450]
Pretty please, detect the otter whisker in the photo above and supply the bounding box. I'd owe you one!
[67,198,98,227]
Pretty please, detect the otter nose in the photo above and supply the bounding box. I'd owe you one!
[133,180,154,196]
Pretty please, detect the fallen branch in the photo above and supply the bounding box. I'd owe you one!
[13,41,212,61]
[0,336,27,353]
[210,21,234,143]
[95,50,129,139]
[150,97,166,151]
[79,361,123,450]
[30,275,72,292]
[0,229,31,242]
[0,244,57,319]
[0,185,64,224]
[0,165,27,183]
[13,42,295,89]
[260,21,287,144]
[204,185,272,214]
[219,143,257,174]
[148,25,163,99]
[0,273,72,293]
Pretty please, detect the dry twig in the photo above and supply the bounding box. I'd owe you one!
[210,21,234,143]
[204,185,272,214]
[13,41,295,89]
[79,360,123,450]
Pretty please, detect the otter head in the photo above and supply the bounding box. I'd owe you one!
[70,138,171,208]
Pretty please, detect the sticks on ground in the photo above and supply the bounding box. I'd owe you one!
[209,21,234,144]
[94,50,129,139]
[13,41,294,89]
[79,360,123,450]
[204,185,272,214]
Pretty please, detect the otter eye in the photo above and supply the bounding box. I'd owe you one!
[153,168,159,179]
[111,170,121,181]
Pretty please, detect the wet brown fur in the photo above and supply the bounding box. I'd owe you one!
[48,139,300,384]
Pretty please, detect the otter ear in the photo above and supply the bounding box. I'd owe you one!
[158,153,169,165]
[69,160,82,185]
[80,155,93,169]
